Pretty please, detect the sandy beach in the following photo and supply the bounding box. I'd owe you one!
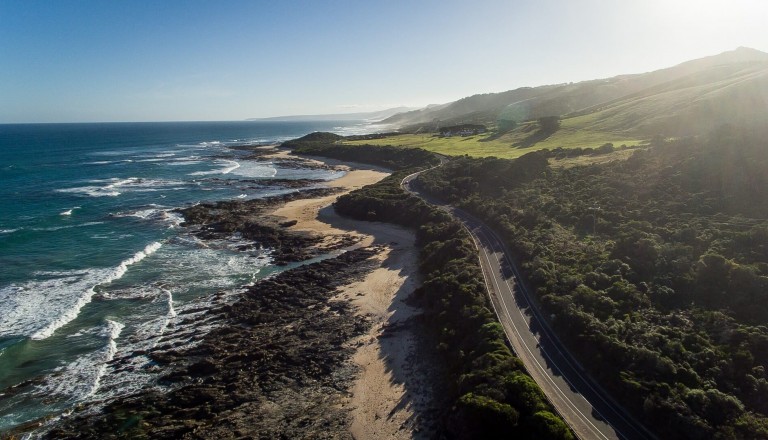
[266,154,436,439]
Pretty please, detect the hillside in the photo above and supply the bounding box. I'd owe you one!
[383,47,768,141]
[248,106,415,122]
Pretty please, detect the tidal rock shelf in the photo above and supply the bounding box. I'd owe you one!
[45,247,384,439]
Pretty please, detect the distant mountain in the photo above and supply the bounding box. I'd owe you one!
[383,47,768,137]
[248,107,416,122]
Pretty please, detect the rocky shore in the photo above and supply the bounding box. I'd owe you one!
[46,247,384,439]
[178,187,359,265]
[13,152,440,440]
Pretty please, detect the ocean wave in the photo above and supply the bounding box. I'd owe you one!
[56,177,188,197]
[57,186,121,197]
[109,242,162,285]
[87,150,134,157]
[87,320,124,397]
[0,242,162,340]
[0,222,106,234]
[56,177,137,197]
[88,290,235,404]
[59,206,80,216]
[29,221,105,232]
[155,286,177,338]
[112,207,184,228]
[134,158,168,163]
[188,159,240,176]
[32,320,124,401]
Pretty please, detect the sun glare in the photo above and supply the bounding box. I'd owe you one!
[656,0,767,24]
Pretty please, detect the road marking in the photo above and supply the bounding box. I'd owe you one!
[474,229,611,440]
[480,223,655,440]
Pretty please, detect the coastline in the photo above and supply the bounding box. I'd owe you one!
[23,148,437,439]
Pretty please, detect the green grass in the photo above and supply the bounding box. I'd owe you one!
[343,121,645,159]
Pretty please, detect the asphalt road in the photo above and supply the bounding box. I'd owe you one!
[401,167,656,440]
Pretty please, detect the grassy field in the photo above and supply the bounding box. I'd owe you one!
[344,119,644,159]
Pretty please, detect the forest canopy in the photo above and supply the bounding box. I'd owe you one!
[416,126,768,439]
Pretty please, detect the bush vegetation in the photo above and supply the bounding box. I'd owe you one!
[417,125,768,439]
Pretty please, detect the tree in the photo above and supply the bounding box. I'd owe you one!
[538,116,561,133]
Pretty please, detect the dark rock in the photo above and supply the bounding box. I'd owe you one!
[42,248,382,439]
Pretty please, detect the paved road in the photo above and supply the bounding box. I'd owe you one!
[401,168,655,440]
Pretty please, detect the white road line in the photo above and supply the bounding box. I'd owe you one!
[475,230,611,440]
[482,224,653,440]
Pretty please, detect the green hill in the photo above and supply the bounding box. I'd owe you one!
[382,47,768,147]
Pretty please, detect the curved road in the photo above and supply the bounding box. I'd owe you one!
[401,166,655,440]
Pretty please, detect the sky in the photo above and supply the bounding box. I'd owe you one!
[1,0,767,123]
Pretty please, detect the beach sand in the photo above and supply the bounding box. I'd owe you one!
[266,158,435,439]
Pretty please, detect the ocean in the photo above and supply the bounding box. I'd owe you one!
[0,120,377,433]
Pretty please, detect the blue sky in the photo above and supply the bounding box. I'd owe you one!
[1,0,766,122]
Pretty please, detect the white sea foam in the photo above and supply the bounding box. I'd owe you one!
[134,158,167,163]
[109,242,162,285]
[150,286,178,338]
[57,186,121,197]
[127,208,163,219]
[13,236,271,418]
[90,294,227,403]
[59,206,80,216]
[166,160,203,166]
[56,177,136,197]
[229,161,278,178]
[113,207,183,228]
[30,221,105,232]
[86,320,124,397]
[163,287,177,319]
[57,178,188,197]
[0,242,162,340]
[33,320,124,401]
[0,229,19,234]
[188,159,240,176]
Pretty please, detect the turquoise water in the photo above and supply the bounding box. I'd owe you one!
[0,121,372,432]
